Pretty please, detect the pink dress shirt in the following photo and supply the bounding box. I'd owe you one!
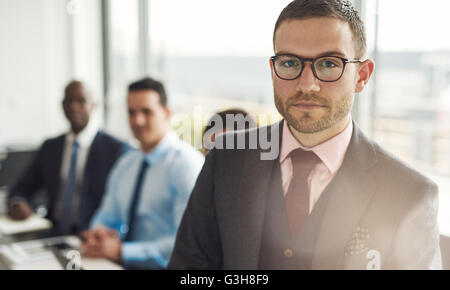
[280,119,353,215]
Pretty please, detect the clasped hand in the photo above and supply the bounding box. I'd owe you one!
[80,226,122,263]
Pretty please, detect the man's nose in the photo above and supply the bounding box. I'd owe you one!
[295,63,320,93]
[68,101,82,111]
[133,113,146,126]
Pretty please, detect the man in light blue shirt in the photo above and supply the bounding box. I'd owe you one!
[81,77,204,269]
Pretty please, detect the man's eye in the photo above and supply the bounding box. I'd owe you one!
[317,59,341,69]
[322,61,337,68]
[281,60,299,68]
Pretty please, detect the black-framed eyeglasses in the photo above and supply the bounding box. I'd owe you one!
[271,54,362,82]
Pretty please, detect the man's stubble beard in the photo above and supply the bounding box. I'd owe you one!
[274,90,353,134]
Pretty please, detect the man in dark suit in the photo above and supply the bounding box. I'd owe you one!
[168,0,442,270]
[8,80,130,235]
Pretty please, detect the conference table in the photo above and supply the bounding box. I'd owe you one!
[0,225,123,270]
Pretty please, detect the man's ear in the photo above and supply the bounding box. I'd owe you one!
[165,106,172,119]
[355,59,375,93]
[88,101,97,112]
[269,58,275,82]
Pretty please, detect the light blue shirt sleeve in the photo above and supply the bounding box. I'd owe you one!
[121,236,175,269]
[120,144,204,269]
[90,154,129,232]
[171,150,204,225]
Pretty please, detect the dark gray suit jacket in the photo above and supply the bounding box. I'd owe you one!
[9,131,130,232]
[169,120,442,269]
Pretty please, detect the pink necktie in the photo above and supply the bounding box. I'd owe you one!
[285,149,321,236]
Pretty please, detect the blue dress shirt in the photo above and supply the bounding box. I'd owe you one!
[90,132,204,269]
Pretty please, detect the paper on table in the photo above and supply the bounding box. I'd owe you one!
[81,257,123,270]
[0,235,124,270]
[17,236,124,270]
[11,253,64,270]
[0,242,63,270]
[0,215,52,235]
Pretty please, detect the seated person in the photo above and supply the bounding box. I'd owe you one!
[8,81,130,234]
[81,77,204,269]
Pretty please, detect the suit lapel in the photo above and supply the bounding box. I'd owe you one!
[50,135,65,198]
[81,132,100,188]
[312,122,380,269]
[79,132,100,209]
[232,121,283,269]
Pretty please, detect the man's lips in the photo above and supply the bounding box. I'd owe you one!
[291,101,326,110]
[68,113,83,120]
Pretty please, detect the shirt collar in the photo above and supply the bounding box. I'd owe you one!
[141,131,177,165]
[66,121,98,148]
[280,118,353,174]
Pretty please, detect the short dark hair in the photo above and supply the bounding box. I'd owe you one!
[273,0,366,58]
[128,77,168,107]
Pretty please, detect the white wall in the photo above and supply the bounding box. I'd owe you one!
[0,0,103,148]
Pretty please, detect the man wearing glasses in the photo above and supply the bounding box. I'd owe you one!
[169,0,442,270]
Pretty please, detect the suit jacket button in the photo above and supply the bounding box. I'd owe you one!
[284,249,293,258]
